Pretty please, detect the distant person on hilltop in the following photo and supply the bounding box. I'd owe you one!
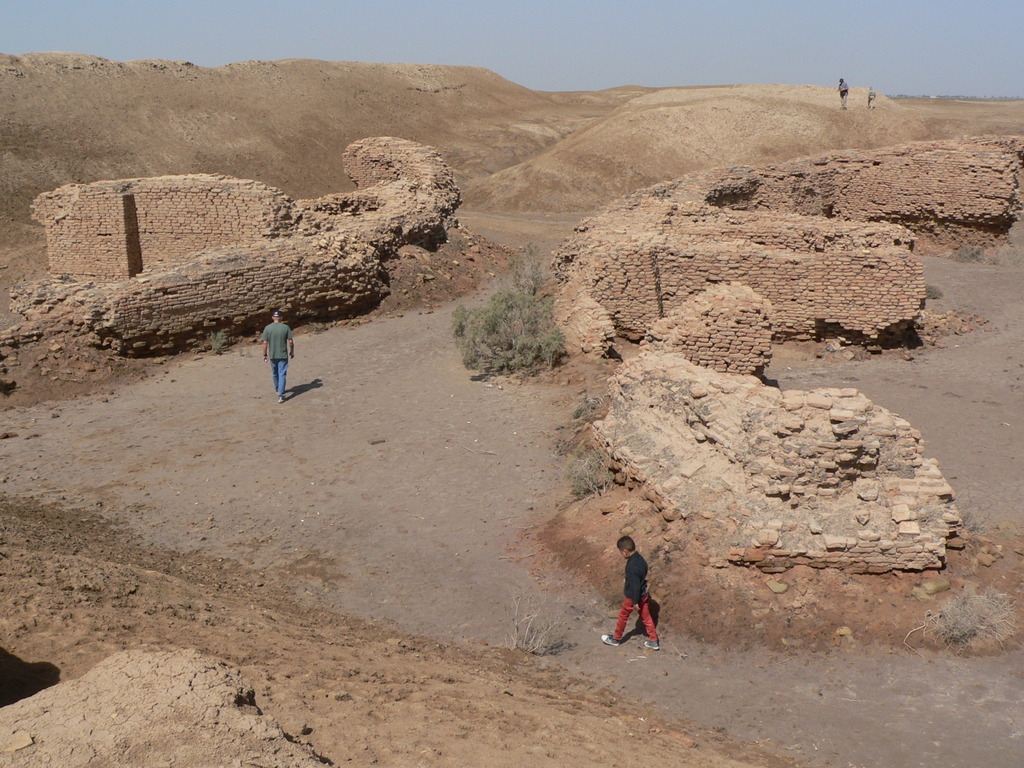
[261,309,294,403]
[868,86,877,108]
[839,78,850,109]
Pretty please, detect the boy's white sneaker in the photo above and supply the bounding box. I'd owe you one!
[601,634,622,646]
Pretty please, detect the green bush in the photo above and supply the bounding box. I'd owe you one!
[208,330,228,354]
[452,289,565,374]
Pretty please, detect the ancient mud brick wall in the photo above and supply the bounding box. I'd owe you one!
[12,137,460,357]
[555,200,922,345]
[295,136,462,250]
[594,352,961,573]
[641,283,773,375]
[675,136,1024,248]
[11,233,386,355]
[31,175,295,283]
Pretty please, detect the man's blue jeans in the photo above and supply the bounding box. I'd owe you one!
[270,358,289,397]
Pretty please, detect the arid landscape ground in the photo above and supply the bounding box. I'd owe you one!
[2,53,1024,767]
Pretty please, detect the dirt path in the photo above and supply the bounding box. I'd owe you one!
[3,284,1023,767]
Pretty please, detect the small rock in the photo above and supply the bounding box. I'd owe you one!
[920,577,951,595]
[766,580,789,594]
[1,732,34,753]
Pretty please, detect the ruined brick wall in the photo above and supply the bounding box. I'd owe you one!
[555,200,922,346]
[641,283,773,375]
[10,233,386,355]
[594,352,961,573]
[31,175,295,283]
[11,137,462,358]
[674,136,1024,248]
[294,136,462,250]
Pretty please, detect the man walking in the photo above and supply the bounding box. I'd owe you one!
[838,78,850,109]
[261,309,294,403]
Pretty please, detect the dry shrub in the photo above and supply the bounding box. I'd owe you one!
[572,394,606,422]
[505,594,566,656]
[207,330,228,354]
[950,245,989,263]
[564,450,612,499]
[928,591,1016,653]
[452,250,565,374]
[988,244,1024,268]
[497,248,548,295]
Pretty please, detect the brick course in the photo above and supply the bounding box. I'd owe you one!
[555,201,922,350]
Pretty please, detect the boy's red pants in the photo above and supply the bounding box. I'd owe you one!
[613,594,658,642]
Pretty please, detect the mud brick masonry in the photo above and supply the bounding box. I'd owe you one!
[641,283,773,376]
[595,352,961,573]
[678,136,1024,249]
[31,176,294,283]
[554,136,1024,360]
[4,137,460,357]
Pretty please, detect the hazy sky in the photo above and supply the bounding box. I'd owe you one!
[5,0,1023,97]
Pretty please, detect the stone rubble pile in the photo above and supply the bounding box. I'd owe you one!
[593,352,961,573]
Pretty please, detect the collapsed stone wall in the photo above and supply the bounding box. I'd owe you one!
[554,200,922,350]
[674,136,1024,249]
[594,351,961,573]
[641,283,773,376]
[31,175,294,283]
[6,137,459,358]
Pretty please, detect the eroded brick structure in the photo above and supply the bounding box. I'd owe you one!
[31,176,294,283]
[641,283,773,376]
[555,201,922,351]
[673,136,1024,249]
[594,352,961,573]
[6,137,461,357]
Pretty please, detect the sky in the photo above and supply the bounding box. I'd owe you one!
[4,0,1023,98]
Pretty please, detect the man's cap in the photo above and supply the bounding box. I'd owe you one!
[271,309,283,317]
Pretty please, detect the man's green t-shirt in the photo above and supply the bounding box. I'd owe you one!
[262,322,293,359]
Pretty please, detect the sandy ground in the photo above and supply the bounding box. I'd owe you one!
[3,216,1024,767]
[3,57,1024,766]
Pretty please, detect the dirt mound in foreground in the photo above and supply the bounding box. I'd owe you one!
[0,649,326,767]
[0,495,796,768]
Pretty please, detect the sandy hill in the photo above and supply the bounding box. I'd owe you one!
[0,52,632,274]
[467,83,1024,211]
[3,53,1024,282]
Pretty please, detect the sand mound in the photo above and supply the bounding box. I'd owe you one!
[0,648,325,767]
[466,84,1024,211]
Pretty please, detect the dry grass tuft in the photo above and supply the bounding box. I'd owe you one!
[505,594,566,656]
[927,591,1016,653]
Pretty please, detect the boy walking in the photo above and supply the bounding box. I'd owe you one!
[601,535,659,650]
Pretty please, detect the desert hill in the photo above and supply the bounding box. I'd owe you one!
[0,52,637,283]
[5,53,1024,280]
[467,84,1024,211]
